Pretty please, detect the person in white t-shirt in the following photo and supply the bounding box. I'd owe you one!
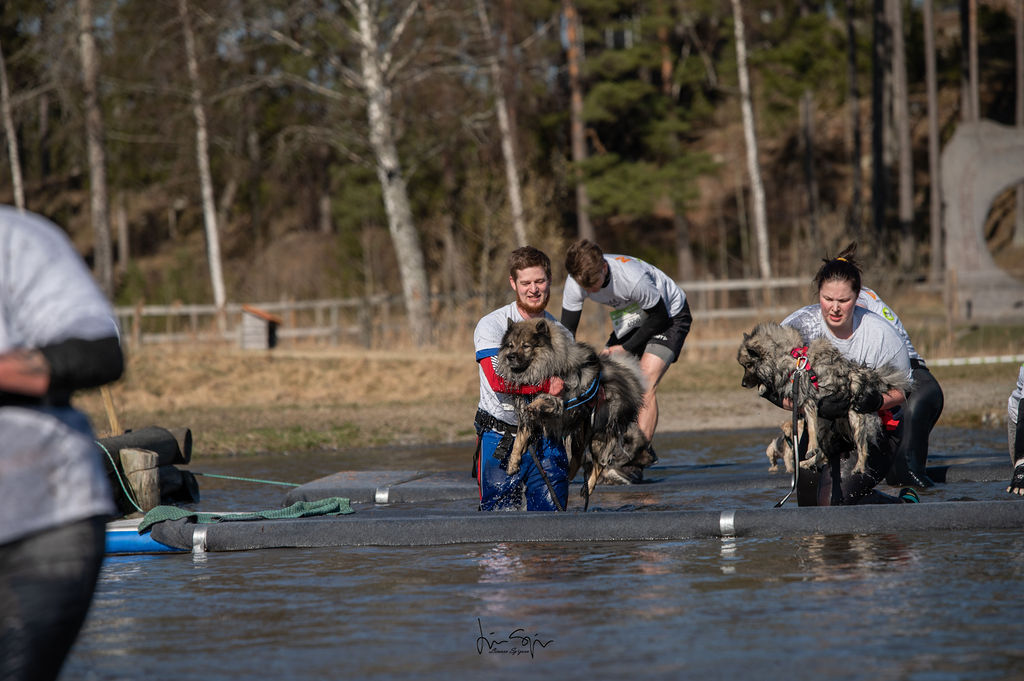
[771,243,915,505]
[1007,364,1024,495]
[560,239,692,483]
[0,207,124,681]
[473,246,569,511]
[785,287,943,488]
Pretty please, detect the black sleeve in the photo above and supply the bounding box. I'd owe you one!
[619,298,670,356]
[39,336,124,392]
[560,307,581,337]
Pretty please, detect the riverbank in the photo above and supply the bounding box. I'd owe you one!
[74,345,1019,457]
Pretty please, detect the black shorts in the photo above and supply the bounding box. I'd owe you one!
[636,300,692,364]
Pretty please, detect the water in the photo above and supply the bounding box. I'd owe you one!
[65,427,1023,681]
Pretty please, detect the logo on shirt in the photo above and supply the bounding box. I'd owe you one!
[881,307,896,322]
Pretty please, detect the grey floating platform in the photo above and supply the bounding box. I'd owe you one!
[147,499,1024,553]
[281,461,1012,506]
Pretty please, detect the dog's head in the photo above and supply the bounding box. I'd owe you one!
[496,317,555,378]
[737,322,802,394]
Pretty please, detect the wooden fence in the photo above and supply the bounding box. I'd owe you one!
[114,276,812,349]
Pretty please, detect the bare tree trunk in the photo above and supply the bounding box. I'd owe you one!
[354,0,431,345]
[889,0,914,270]
[1015,0,1024,246]
[0,41,24,211]
[800,90,821,248]
[871,0,888,239]
[116,194,129,273]
[563,0,594,241]
[845,0,864,237]
[77,0,113,297]
[730,0,771,281]
[179,0,227,320]
[674,211,695,281]
[924,0,944,282]
[960,0,979,121]
[969,0,979,121]
[476,0,527,247]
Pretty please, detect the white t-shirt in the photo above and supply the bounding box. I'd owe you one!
[474,301,569,426]
[0,207,119,545]
[562,254,686,338]
[857,287,923,363]
[781,305,913,387]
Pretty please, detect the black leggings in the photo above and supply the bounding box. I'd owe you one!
[796,419,903,506]
[0,516,106,681]
[899,362,944,465]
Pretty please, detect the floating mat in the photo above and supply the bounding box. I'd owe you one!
[281,461,1012,506]
[106,518,186,554]
[146,499,1024,553]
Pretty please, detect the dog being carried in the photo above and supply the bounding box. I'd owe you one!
[495,317,651,502]
[737,321,911,477]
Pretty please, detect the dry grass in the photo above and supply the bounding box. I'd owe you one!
[73,337,1018,459]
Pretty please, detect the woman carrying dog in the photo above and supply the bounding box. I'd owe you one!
[773,243,915,505]
[784,286,944,488]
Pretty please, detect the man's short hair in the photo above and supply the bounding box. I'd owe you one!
[508,246,552,281]
[565,239,605,289]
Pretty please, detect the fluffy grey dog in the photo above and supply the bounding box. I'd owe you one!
[495,317,650,499]
[737,321,911,476]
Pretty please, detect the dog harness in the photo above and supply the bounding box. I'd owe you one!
[789,346,819,389]
[791,346,901,431]
[564,371,603,411]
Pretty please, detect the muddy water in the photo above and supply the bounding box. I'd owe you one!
[67,427,1022,680]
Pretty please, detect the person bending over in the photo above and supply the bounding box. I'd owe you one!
[772,243,915,506]
[559,239,691,482]
[784,286,943,488]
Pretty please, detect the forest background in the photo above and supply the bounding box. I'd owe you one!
[1,0,1023,454]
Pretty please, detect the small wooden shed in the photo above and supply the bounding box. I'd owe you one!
[240,304,283,350]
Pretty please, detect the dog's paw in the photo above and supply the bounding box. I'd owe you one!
[799,449,824,470]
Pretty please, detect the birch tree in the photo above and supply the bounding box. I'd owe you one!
[352,0,430,344]
[475,0,527,247]
[730,0,771,281]
[179,0,227,320]
[77,0,114,296]
[0,41,24,211]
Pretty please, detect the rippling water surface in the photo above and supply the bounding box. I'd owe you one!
[66,427,1022,681]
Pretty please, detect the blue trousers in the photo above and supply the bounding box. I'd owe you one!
[477,429,569,511]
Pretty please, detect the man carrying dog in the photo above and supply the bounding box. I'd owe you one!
[473,246,569,511]
[560,239,691,481]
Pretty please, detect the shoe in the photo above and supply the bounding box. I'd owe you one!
[898,487,920,504]
[886,453,935,488]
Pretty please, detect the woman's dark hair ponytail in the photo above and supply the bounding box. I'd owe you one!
[813,241,862,294]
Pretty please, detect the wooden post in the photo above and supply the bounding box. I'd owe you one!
[119,448,160,512]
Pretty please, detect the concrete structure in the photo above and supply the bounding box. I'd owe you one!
[941,120,1024,321]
